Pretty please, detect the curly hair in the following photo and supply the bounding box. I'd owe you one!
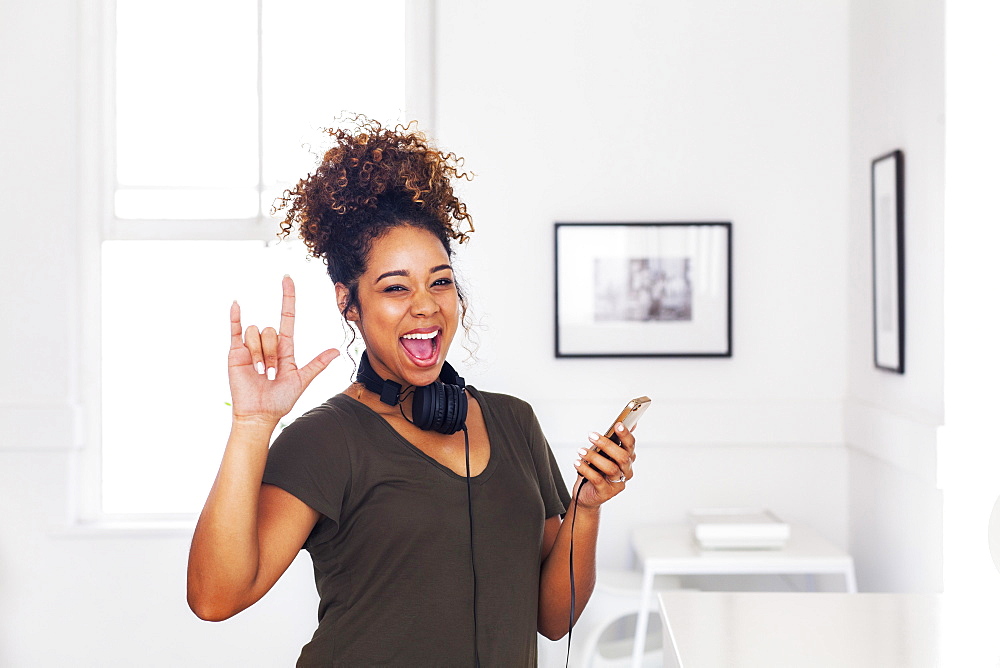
[274,116,474,317]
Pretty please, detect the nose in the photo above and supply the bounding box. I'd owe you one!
[411,287,439,317]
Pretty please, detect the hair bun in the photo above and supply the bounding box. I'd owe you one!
[275,114,474,260]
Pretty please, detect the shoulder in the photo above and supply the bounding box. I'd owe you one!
[470,387,547,447]
[295,393,374,427]
[269,394,370,456]
[470,388,536,421]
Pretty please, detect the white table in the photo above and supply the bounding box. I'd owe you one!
[658,591,1000,667]
[630,524,856,668]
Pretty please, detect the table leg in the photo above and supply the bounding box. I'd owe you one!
[844,565,858,593]
[630,566,655,668]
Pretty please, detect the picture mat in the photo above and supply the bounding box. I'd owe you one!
[556,224,729,355]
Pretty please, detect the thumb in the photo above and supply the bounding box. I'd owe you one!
[298,348,340,388]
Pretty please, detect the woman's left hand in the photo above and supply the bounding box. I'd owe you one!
[572,422,636,508]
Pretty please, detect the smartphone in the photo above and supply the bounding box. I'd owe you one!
[588,396,651,471]
[605,396,651,444]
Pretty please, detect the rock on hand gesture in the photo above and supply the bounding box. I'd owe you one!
[228,275,340,425]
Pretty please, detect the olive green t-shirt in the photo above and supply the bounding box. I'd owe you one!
[262,387,571,667]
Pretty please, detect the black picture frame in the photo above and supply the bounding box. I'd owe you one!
[871,150,905,373]
[554,222,732,358]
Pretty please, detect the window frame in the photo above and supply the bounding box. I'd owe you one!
[73,0,435,526]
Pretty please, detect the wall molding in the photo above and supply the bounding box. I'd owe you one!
[535,397,846,448]
[844,397,940,485]
[0,405,82,451]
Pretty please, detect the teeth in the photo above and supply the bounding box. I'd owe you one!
[401,331,438,340]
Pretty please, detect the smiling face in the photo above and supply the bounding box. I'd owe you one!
[339,225,460,388]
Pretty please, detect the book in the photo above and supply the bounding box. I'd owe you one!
[689,508,791,550]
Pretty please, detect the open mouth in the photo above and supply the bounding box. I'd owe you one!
[399,328,440,364]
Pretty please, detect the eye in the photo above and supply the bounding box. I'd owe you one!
[432,277,454,287]
[382,284,408,293]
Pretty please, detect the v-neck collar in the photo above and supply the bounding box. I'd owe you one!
[337,386,499,484]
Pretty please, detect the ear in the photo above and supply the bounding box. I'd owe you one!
[335,283,359,322]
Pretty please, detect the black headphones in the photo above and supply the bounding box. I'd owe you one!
[356,351,468,435]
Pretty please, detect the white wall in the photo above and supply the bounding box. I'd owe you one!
[941,1,1000,598]
[3,0,950,665]
[435,0,850,568]
[845,0,945,592]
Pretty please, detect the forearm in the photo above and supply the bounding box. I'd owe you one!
[187,417,277,620]
[537,498,601,639]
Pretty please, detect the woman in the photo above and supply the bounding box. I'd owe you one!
[187,118,636,666]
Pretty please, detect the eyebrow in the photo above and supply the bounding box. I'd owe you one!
[375,264,453,283]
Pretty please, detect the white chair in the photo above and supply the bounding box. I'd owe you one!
[569,570,688,668]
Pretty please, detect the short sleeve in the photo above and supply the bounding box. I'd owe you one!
[514,397,572,518]
[262,403,352,548]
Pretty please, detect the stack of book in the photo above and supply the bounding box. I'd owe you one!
[689,508,790,550]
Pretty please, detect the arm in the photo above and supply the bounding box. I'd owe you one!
[536,423,636,639]
[187,276,339,621]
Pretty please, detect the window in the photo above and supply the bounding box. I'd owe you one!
[85,0,427,517]
[100,240,347,515]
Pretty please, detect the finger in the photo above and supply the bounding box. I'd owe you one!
[579,436,623,479]
[612,421,637,453]
[244,325,265,374]
[609,425,637,468]
[230,301,244,351]
[297,348,340,388]
[573,452,614,491]
[261,327,278,380]
[278,274,296,341]
[591,431,632,473]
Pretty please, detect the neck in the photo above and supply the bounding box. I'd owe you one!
[357,351,405,406]
[350,381,411,415]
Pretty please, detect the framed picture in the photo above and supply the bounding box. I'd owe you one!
[554,222,732,358]
[871,150,905,373]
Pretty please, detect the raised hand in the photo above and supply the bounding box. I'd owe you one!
[228,275,340,425]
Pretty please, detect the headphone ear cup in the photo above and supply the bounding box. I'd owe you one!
[439,382,458,434]
[411,383,435,431]
[412,381,467,434]
[445,383,468,435]
[429,383,447,432]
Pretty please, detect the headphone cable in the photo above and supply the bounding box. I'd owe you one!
[463,425,481,668]
[564,478,585,668]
